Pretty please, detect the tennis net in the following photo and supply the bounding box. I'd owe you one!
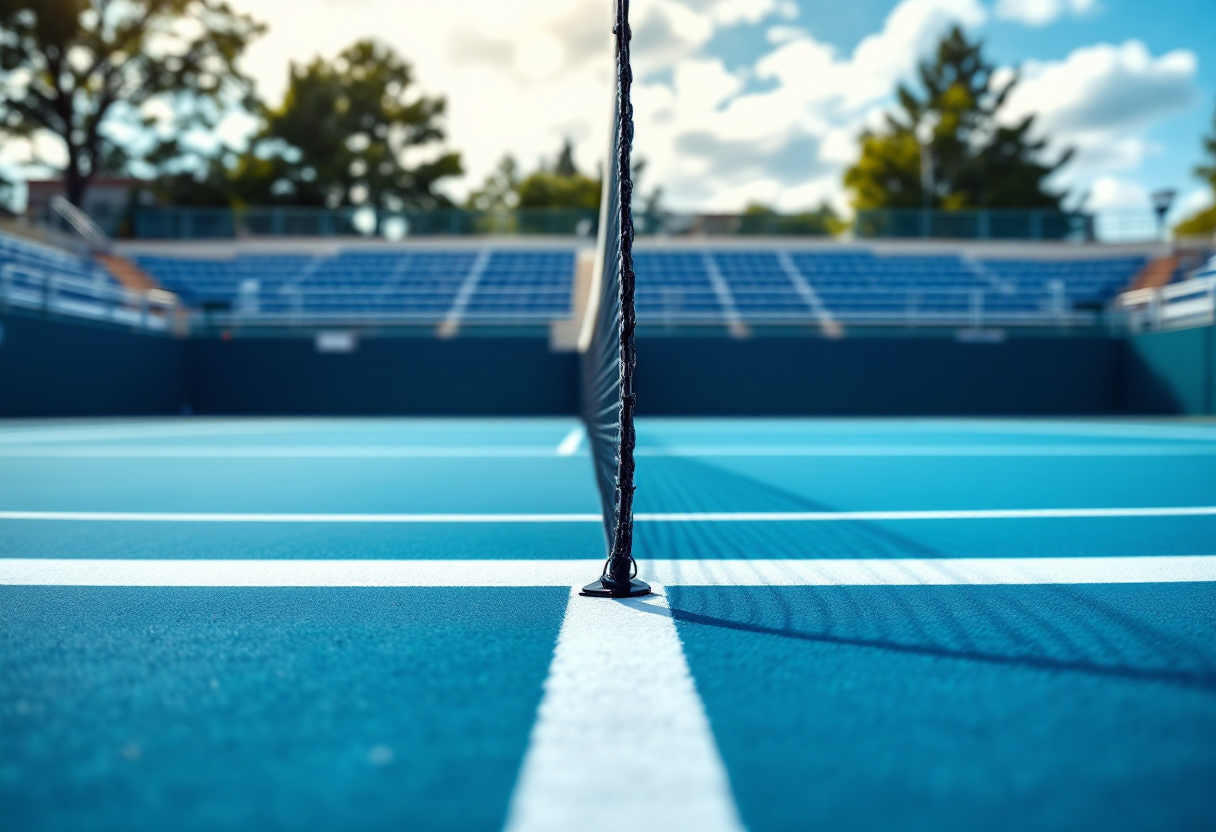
[578,0,649,599]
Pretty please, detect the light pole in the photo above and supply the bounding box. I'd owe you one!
[915,114,938,238]
[1151,188,1176,243]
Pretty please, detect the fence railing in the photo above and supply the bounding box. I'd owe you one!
[853,209,1094,241]
[129,205,1164,243]
[1118,275,1216,333]
[641,286,1096,331]
[200,280,570,328]
[0,263,180,332]
[133,207,602,240]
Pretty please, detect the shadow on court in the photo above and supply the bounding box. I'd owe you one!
[665,583,1216,832]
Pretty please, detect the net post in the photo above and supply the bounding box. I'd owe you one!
[579,0,650,600]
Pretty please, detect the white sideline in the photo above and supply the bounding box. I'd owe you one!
[635,443,1216,457]
[4,442,1216,458]
[555,427,585,456]
[505,586,744,832]
[3,506,1216,523]
[0,446,575,458]
[2,556,1214,587]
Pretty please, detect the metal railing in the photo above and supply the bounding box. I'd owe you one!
[195,281,572,328]
[0,263,180,332]
[853,209,1094,241]
[130,205,1169,243]
[49,196,112,254]
[133,207,601,240]
[640,286,1097,330]
[1118,275,1216,333]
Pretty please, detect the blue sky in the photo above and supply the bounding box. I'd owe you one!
[5,0,1214,221]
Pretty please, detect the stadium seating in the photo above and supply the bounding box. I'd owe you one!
[133,249,574,322]
[0,230,109,282]
[124,241,1147,326]
[634,249,1146,324]
[0,230,120,316]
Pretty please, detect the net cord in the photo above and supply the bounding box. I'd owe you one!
[575,0,638,590]
[609,0,638,589]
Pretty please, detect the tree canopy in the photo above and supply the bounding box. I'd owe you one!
[156,39,462,210]
[1174,99,1216,238]
[844,26,1070,212]
[468,139,601,212]
[0,0,264,206]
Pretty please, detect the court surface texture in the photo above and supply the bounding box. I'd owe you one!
[2,417,1214,832]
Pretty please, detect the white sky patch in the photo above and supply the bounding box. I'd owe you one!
[1175,187,1215,218]
[1086,175,1150,210]
[994,0,1098,27]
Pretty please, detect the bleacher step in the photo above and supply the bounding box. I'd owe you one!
[1130,255,1179,291]
[97,254,160,292]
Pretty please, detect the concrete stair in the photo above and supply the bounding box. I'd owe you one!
[1129,255,1179,291]
[97,253,159,292]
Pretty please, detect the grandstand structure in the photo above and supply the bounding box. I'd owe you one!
[0,224,1209,335]
[0,228,178,331]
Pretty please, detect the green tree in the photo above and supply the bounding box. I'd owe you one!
[844,26,1070,212]
[242,40,461,210]
[515,139,601,210]
[0,0,264,206]
[0,169,14,215]
[1174,100,1216,237]
[465,155,521,211]
[466,140,602,211]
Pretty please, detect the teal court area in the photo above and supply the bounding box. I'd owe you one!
[2,417,1215,831]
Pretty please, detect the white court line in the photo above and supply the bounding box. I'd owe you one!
[505,586,744,832]
[0,511,602,523]
[3,507,1216,523]
[632,506,1216,521]
[2,443,1214,459]
[2,556,1214,586]
[0,446,572,459]
[635,444,1216,457]
[555,427,585,457]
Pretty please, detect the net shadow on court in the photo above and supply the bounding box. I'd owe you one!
[631,455,1216,689]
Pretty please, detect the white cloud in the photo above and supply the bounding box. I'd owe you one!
[1001,41,1198,190]
[1086,175,1148,209]
[637,0,987,210]
[1173,187,1214,226]
[1008,41,1197,134]
[995,0,1097,27]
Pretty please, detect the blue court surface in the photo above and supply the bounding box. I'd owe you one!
[2,417,1215,832]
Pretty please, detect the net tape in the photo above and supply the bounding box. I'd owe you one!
[580,0,637,590]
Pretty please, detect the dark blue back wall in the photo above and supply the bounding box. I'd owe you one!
[635,335,1125,416]
[3,313,1212,417]
[0,314,184,417]
[185,335,578,416]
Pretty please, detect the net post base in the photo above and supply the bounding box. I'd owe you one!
[579,578,652,598]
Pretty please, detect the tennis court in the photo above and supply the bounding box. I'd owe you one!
[2,416,1214,831]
